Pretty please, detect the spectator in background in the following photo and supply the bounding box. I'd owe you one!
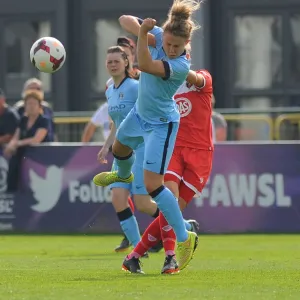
[117,36,140,79]
[82,36,139,143]
[0,88,19,148]
[14,78,56,141]
[106,37,140,89]
[4,90,51,192]
[211,94,228,142]
[81,102,110,142]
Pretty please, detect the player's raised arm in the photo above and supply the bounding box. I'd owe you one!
[119,15,156,47]
[186,70,205,88]
[137,19,163,75]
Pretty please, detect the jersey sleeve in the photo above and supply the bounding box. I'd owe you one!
[163,57,190,82]
[136,17,163,50]
[38,117,50,130]
[91,103,108,126]
[195,70,213,92]
[149,26,163,49]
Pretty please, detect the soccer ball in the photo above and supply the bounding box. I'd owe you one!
[30,37,66,74]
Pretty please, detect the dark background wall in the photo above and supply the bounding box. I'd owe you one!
[0,0,299,111]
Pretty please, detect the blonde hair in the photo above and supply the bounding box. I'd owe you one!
[162,0,201,39]
[23,89,43,103]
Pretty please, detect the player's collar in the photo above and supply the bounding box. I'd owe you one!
[113,76,129,89]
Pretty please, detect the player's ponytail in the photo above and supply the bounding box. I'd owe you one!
[163,0,201,39]
[107,46,132,78]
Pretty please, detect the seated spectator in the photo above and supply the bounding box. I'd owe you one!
[14,78,56,141]
[0,88,19,148]
[4,90,51,192]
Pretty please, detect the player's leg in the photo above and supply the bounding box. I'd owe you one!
[110,185,141,249]
[158,147,195,273]
[93,108,144,187]
[114,196,135,252]
[131,144,159,217]
[122,216,161,274]
[143,122,198,270]
[179,148,213,231]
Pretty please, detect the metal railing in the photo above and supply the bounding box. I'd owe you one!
[53,108,300,142]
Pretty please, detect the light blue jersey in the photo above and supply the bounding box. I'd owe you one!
[136,26,191,124]
[106,77,138,128]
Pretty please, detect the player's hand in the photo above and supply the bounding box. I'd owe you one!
[140,18,156,33]
[97,146,109,164]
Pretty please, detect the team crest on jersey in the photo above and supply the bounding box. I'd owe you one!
[175,97,192,117]
[119,93,124,99]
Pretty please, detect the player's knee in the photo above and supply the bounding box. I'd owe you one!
[111,191,129,212]
[144,171,163,194]
[165,181,179,198]
[145,183,158,195]
[134,197,151,213]
[112,140,132,157]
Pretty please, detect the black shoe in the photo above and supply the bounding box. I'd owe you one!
[161,255,179,274]
[188,219,201,235]
[148,240,163,253]
[122,256,145,274]
[115,236,131,252]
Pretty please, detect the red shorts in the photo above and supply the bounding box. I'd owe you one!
[164,146,213,204]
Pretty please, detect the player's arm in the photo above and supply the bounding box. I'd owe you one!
[137,19,170,78]
[186,70,205,88]
[102,119,116,151]
[81,122,97,142]
[119,15,156,47]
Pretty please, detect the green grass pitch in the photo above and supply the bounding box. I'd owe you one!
[0,235,299,300]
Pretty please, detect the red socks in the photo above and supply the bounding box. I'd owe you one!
[127,213,176,259]
[128,217,161,258]
[159,212,176,256]
[128,197,135,213]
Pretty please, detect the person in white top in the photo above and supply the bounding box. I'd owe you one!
[211,94,227,142]
[81,102,110,142]
[82,36,139,143]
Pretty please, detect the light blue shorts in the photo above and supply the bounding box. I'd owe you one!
[109,144,148,195]
[116,107,179,175]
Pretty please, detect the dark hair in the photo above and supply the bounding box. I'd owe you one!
[107,46,131,77]
[117,36,136,54]
[162,0,200,39]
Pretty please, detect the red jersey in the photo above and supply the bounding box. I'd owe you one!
[174,69,214,151]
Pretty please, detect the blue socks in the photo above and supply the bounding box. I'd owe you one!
[117,208,140,247]
[149,186,188,242]
[114,152,135,179]
[152,207,193,231]
[184,220,192,231]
